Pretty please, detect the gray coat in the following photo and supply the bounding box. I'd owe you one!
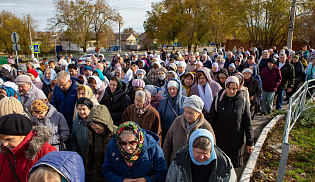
[31,104,70,150]
[19,84,47,109]
[166,146,237,182]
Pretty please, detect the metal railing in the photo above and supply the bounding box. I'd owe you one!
[277,78,315,182]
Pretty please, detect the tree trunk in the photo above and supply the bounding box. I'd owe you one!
[188,44,192,53]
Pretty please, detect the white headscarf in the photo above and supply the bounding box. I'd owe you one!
[197,82,213,113]
[90,76,103,89]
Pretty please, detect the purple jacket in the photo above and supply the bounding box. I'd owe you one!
[261,65,282,92]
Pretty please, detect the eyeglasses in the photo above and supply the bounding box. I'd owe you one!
[57,79,69,88]
[119,141,138,146]
[32,111,45,116]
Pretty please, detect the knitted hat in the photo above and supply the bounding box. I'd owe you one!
[15,75,32,85]
[136,69,146,75]
[76,97,93,109]
[293,55,299,59]
[0,97,24,117]
[225,76,239,88]
[17,65,27,74]
[242,68,253,75]
[132,79,145,88]
[183,95,204,113]
[2,64,11,72]
[168,63,177,71]
[27,70,38,78]
[157,67,167,73]
[31,100,49,112]
[167,80,179,89]
[0,114,33,135]
[84,66,92,71]
[145,85,159,96]
[267,57,275,64]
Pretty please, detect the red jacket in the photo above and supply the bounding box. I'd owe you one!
[0,126,56,182]
[261,65,282,92]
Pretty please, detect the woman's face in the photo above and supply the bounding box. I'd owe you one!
[211,66,217,73]
[226,83,238,97]
[88,83,97,91]
[86,61,91,66]
[243,72,251,79]
[168,86,178,98]
[45,71,51,79]
[32,110,48,120]
[193,147,211,163]
[0,89,7,96]
[78,90,86,98]
[134,95,145,109]
[177,66,184,74]
[184,76,193,87]
[120,71,126,79]
[115,70,120,77]
[77,104,90,120]
[109,80,118,93]
[249,66,255,73]
[196,64,202,70]
[138,62,144,68]
[119,133,138,155]
[91,123,105,134]
[184,107,200,124]
[197,74,207,86]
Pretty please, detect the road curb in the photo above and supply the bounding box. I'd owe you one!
[239,114,285,182]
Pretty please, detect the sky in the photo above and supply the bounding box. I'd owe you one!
[0,0,158,33]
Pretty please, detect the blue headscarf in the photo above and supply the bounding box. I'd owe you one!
[189,129,216,165]
[43,68,57,85]
[105,60,111,69]
[0,86,21,101]
[94,69,105,81]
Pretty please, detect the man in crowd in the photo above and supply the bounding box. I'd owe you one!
[224,51,235,69]
[258,50,270,74]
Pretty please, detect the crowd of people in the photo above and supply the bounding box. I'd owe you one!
[0,44,314,182]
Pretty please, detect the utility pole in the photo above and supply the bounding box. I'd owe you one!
[287,0,296,49]
[119,20,121,53]
[27,15,35,58]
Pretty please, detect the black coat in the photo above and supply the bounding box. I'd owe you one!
[244,76,262,104]
[276,60,295,89]
[291,61,306,82]
[42,81,52,97]
[99,82,131,126]
[206,90,254,167]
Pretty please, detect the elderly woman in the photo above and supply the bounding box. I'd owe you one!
[88,76,107,102]
[163,95,215,167]
[136,69,151,85]
[86,105,117,182]
[42,68,57,97]
[166,129,237,182]
[211,62,220,81]
[155,67,168,87]
[27,70,43,89]
[122,90,162,144]
[99,76,131,126]
[233,72,251,107]
[207,76,254,168]
[190,67,222,115]
[102,121,167,182]
[128,79,145,104]
[15,75,47,109]
[31,99,69,151]
[158,79,186,143]
[145,85,164,110]
[71,97,93,163]
[73,85,99,120]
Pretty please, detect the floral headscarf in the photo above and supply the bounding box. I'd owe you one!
[136,90,151,115]
[116,121,144,168]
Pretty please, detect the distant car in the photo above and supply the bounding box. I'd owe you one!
[78,54,94,62]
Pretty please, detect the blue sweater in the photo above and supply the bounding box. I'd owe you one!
[102,129,167,182]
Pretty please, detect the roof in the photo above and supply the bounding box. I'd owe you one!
[113,33,135,41]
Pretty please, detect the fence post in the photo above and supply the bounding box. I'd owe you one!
[277,143,291,182]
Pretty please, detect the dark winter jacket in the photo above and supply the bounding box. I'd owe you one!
[258,58,268,74]
[0,126,57,182]
[224,56,235,69]
[291,61,306,82]
[244,76,262,104]
[71,115,89,162]
[260,65,282,92]
[166,146,237,182]
[215,68,229,88]
[99,81,131,126]
[51,77,83,130]
[276,61,295,89]
[102,129,167,182]
[29,151,85,181]
[155,78,166,88]
[207,90,254,167]
[151,94,164,110]
[158,79,186,142]
[86,105,117,182]
[41,81,52,97]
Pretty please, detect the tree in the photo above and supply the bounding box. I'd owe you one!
[51,0,120,53]
[0,11,35,54]
[123,27,135,34]
[36,32,54,54]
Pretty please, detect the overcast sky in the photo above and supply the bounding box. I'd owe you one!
[0,0,158,33]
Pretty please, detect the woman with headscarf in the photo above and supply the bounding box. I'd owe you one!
[211,62,220,81]
[42,68,57,97]
[233,72,251,107]
[122,90,162,144]
[163,95,215,167]
[158,79,186,143]
[77,75,88,85]
[136,69,151,85]
[207,76,254,169]
[166,129,237,182]
[217,55,226,69]
[102,121,167,182]
[128,79,145,104]
[145,85,163,110]
[93,69,105,81]
[0,86,21,101]
[182,72,195,97]
[99,76,131,126]
[190,67,222,115]
[216,68,229,89]
[88,76,107,102]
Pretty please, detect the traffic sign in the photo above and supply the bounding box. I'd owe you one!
[33,44,40,53]
[11,32,19,44]
[135,38,139,43]
[12,44,21,51]
[172,42,177,47]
